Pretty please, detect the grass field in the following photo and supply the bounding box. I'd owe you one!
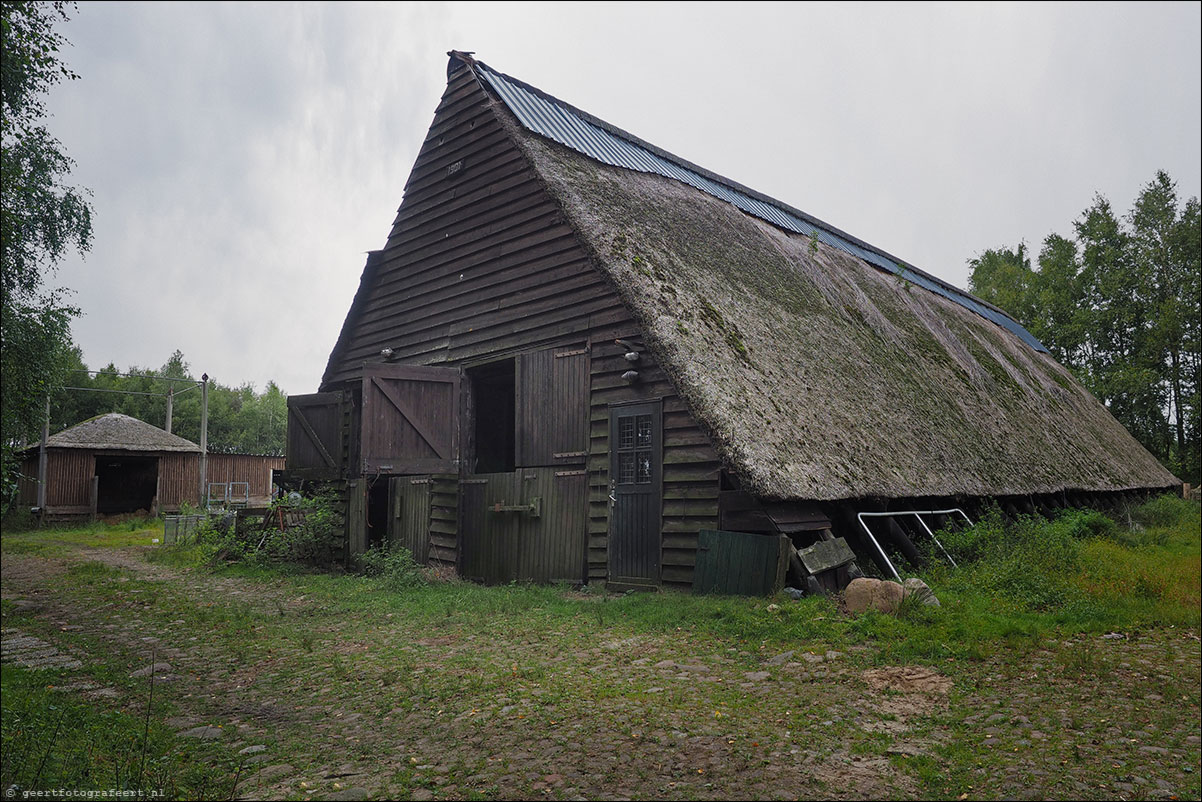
[1,496,1198,800]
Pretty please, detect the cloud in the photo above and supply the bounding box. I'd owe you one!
[41,1,1201,397]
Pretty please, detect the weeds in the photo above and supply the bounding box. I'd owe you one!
[359,543,427,591]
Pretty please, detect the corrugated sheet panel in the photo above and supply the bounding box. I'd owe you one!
[475,62,1047,353]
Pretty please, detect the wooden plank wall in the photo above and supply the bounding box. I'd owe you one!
[589,335,723,591]
[20,451,281,513]
[205,454,285,502]
[16,451,92,507]
[157,453,198,509]
[318,64,722,590]
[428,473,459,569]
[322,66,626,385]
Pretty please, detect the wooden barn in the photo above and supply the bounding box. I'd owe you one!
[283,52,1179,591]
[17,413,284,522]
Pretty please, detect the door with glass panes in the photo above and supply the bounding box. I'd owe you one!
[608,401,662,586]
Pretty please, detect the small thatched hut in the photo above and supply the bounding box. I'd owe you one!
[282,52,1178,591]
[17,413,283,522]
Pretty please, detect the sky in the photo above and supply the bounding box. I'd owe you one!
[41,1,1202,396]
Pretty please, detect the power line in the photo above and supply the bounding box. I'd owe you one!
[60,386,167,397]
[68,369,199,383]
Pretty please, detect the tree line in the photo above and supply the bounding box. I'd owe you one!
[54,349,288,456]
[969,171,1200,485]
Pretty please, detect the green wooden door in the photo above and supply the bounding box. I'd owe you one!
[693,529,788,596]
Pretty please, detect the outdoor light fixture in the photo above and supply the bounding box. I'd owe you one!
[380,348,394,358]
[622,370,640,383]
[624,351,640,363]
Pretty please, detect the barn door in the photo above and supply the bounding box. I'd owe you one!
[360,364,460,474]
[388,476,432,564]
[516,347,589,467]
[286,392,343,477]
[608,401,662,587]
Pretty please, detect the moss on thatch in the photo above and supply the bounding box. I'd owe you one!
[506,121,1177,501]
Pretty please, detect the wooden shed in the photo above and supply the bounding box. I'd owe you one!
[17,413,283,522]
[283,52,1178,591]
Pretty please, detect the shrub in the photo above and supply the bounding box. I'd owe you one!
[358,543,427,591]
[255,492,343,567]
[194,490,343,568]
[1134,493,1200,529]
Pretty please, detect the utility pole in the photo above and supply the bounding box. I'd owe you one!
[36,396,49,516]
[198,374,209,507]
[165,388,173,434]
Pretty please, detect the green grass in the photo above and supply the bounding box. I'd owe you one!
[1,517,163,558]
[1,496,1198,800]
[1,663,234,798]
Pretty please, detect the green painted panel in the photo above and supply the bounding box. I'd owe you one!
[693,529,785,596]
[389,476,432,564]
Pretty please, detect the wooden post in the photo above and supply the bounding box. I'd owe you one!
[199,374,209,507]
[36,396,49,515]
[165,388,173,434]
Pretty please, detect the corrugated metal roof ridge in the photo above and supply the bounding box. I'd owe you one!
[472,59,1047,353]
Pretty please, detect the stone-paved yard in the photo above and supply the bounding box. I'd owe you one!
[2,541,1199,801]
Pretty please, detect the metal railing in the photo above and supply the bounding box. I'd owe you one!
[856,508,972,580]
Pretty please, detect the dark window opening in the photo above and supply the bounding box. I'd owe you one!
[470,359,515,473]
[366,479,390,550]
[95,456,158,514]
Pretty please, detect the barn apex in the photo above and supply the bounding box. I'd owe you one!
[283,51,1178,592]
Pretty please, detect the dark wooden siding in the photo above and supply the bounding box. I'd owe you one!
[322,66,625,385]
[428,473,459,569]
[589,336,722,591]
[317,64,721,589]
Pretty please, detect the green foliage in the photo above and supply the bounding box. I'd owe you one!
[358,543,428,591]
[192,491,342,568]
[927,497,1200,626]
[0,664,230,798]
[50,349,288,455]
[968,172,1201,483]
[0,1,92,514]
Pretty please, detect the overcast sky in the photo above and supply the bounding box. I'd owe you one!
[42,1,1202,396]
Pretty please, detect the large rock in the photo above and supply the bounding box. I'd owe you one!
[844,577,878,613]
[902,577,940,607]
[844,578,905,614]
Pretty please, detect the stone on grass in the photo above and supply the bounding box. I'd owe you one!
[902,578,940,607]
[844,577,907,614]
[179,725,224,740]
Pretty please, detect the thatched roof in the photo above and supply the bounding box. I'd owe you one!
[42,413,200,453]
[476,63,1178,501]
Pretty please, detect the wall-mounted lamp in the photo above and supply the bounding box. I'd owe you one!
[621,370,640,383]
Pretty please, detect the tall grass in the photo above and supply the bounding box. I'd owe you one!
[923,495,1200,632]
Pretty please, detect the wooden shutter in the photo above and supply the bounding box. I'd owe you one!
[360,364,460,474]
[286,392,343,477]
[516,347,589,467]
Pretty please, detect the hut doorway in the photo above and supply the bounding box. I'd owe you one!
[95,455,159,514]
[608,401,662,588]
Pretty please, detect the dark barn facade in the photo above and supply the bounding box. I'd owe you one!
[284,53,1178,591]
